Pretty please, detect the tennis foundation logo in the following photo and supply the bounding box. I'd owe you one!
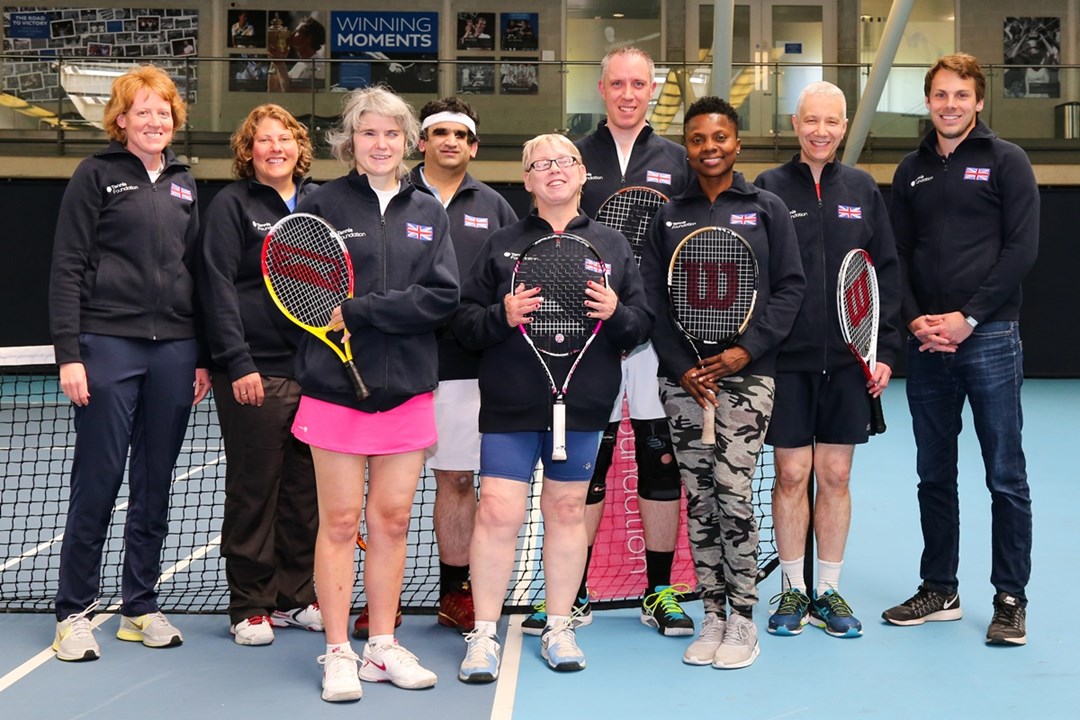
[105,181,139,194]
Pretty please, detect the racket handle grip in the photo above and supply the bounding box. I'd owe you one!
[551,401,568,461]
[701,398,716,446]
[869,394,887,436]
[345,360,371,401]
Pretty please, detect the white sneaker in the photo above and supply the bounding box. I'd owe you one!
[683,612,726,665]
[318,649,363,702]
[360,640,437,689]
[116,611,183,648]
[271,602,324,631]
[540,620,586,672]
[53,603,100,662]
[231,615,275,646]
[712,613,760,669]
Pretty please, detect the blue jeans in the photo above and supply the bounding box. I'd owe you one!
[906,321,1031,604]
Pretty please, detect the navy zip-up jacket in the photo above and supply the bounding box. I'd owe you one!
[199,176,318,381]
[754,157,901,372]
[409,164,518,381]
[50,141,201,365]
[576,120,692,217]
[293,171,460,412]
[640,172,806,381]
[454,212,653,433]
[891,121,1039,326]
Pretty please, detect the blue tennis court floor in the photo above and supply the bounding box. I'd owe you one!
[1,379,1076,719]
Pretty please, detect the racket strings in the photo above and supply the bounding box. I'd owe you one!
[514,238,605,356]
[670,234,756,341]
[265,219,350,327]
[595,190,665,261]
[839,260,879,356]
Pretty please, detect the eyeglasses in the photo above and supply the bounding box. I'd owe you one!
[527,156,578,172]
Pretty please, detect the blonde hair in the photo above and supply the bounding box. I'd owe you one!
[230,104,313,179]
[521,133,581,172]
[326,86,419,179]
[103,65,186,144]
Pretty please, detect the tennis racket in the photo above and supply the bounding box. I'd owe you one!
[837,248,886,435]
[512,233,608,461]
[594,186,669,265]
[667,227,759,445]
[261,212,371,401]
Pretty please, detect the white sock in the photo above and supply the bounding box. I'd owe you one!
[367,634,394,648]
[473,620,497,638]
[326,641,352,655]
[779,556,807,593]
[817,559,843,596]
[545,614,570,629]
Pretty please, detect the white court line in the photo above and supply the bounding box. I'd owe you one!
[490,615,525,720]
[0,454,225,571]
[0,454,225,694]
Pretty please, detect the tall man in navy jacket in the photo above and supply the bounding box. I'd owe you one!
[754,81,900,639]
[882,54,1038,646]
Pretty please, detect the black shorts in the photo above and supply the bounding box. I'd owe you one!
[765,363,871,448]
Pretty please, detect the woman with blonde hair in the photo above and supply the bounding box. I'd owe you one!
[455,133,652,682]
[49,65,208,661]
[199,104,322,646]
[292,86,459,702]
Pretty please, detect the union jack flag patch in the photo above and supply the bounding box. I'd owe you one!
[170,183,193,202]
[963,167,990,182]
[464,214,489,229]
[406,223,434,241]
[730,213,757,226]
[584,257,607,275]
[646,170,672,185]
[837,205,862,219]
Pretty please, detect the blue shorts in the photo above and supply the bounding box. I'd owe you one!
[479,431,603,482]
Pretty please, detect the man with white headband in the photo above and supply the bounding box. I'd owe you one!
[352,97,517,641]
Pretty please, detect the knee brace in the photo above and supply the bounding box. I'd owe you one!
[586,421,620,505]
[631,418,681,501]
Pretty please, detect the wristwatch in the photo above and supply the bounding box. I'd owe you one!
[964,314,979,328]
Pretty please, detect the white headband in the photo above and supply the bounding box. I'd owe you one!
[421,111,477,136]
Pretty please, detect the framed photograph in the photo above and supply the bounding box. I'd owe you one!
[228,10,266,50]
[500,13,538,52]
[50,19,75,39]
[456,63,495,95]
[500,58,538,94]
[230,56,270,92]
[172,37,197,57]
[1003,17,1061,98]
[87,42,113,57]
[136,15,160,33]
[457,12,495,52]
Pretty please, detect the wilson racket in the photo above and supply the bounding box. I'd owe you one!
[512,233,607,461]
[261,212,371,401]
[594,186,669,265]
[837,248,886,435]
[667,227,759,445]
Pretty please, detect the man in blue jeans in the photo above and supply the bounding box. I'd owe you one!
[883,53,1038,646]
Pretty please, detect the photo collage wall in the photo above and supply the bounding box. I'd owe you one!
[2,7,199,106]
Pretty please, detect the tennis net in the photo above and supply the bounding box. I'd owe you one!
[0,345,776,614]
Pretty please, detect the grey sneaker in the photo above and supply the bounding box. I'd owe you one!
[986,592,1027,646]
[882,585,962,626]
[540,620,586,672]
[458,629,501,683]
[711,613,759,669]
[116,611,183,648]
[53,602,100,662]
[683,612,726,665]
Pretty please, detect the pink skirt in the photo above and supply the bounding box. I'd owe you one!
[291,393,436,455]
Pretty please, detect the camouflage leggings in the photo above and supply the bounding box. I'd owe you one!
[660,376,774,618]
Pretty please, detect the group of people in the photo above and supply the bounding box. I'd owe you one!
[46,44,1036,704]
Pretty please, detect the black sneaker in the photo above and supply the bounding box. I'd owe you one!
[521,592,593,636]
[640,584,695,637]
[881,585,962,626]
[986,592,1027,646]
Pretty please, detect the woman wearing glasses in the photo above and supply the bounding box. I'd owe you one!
[453,134,652,681]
